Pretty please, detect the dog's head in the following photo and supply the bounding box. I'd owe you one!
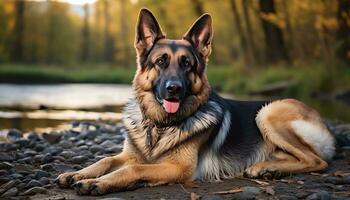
[133,8,213,125]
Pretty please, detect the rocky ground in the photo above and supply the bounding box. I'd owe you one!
[0,120,349,200]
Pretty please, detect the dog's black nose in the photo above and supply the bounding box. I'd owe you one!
[166,80,182,95]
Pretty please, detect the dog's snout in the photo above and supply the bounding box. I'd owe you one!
[166,80,182,95]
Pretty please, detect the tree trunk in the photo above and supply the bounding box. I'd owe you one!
[103,0,115,63]
[81,3,90,62]
[10,0,25,62]
[336,0,350,65]
[241,0,256,67]
[259,0,288,63]
[192,0,205,15]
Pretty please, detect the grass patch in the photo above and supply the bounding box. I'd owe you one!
[0,64,135,84]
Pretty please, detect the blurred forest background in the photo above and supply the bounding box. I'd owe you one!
[0,0,349,98]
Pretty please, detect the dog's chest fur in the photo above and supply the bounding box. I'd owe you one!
[122,99,223,161]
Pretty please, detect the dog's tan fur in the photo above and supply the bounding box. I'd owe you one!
[56,9,334,195]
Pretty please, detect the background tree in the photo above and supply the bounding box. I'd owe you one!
[259,0,288,63]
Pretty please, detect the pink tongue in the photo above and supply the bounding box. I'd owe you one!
[163,100,180,113]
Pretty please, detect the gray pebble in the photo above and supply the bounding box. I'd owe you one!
[0,180,16,192]
[34,154,44,163]
[43,132,62,144]
[0,162,14,170]
[70,155,88,164]
[39,177,50,185]
[42,154,54,163]
[18,157,33,164]
[0,170,8,176]
[279,195,298,200]
[231,186,261,200]
[34,170,50,179]
[59,150,77,159]
[34,144,46,152]
[0,152,14,162]
[24,150,37,156]
[100,140,117,149]
[22,186,48,195]
[41,163,55,171]
[23,187,48,195]
[6,129,22,142]
[53,163,73,172]
[26,180,43,188]
[27,132,40,141]
[58,140,73,149]
[1,187,18,197]
[10,173,23,180]
[201,195,224,200]
[90,145,105,154]
[324,177,343,184]
[14,138,30,148]
[306,190,331,200]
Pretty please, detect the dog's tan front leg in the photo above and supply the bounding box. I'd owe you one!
[56,152,130,187]
[74,162,191,195]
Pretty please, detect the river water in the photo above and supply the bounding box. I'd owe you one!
[0,84,349,132]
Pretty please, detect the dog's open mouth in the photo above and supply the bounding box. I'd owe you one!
[163,98,180,113]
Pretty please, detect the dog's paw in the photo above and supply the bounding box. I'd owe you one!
[55,172,85,188]
[73,179,113,195]
[244,166,283,180]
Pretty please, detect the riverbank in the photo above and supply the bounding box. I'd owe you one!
[0,63,349,98]
[0,120,349,199]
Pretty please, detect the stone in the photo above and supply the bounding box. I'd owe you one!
[14,163,33,174]
[0,162,14,170]
[201,195,224,200]
[22,186,48,195]
[232,186,261,200]
[70,155,88,164]
[24,150,37,156]
[42,154,54,163]
[0,170,8,176]
[53,163,74,172]
[1,187,18,197]
[34,170,50,179]
[0,152,14,162]
[26,180,43,188]
[306,190,330,200]
[58,140,73,149]
[324,177,343,185]
[59,150,77,159]
[27,132,40,141]
[14,139,30,148]
[75,140,86,146]
[106,146,122,153]
[34,155,44,163]
[39,177,50,185]
[0,143,18,151]
[0,180,16,191]
[34,144,46,152]
[6,129,22,142]
[89,145,105,154]
[10,173,23,180]
[100,140,117,149]
[18,157,33,164]
[279,195,298,200]
[42,132,62,144]
[41,164,55,171]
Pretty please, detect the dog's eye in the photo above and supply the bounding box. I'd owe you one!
[155,58,165,67]
[184,60,191,67]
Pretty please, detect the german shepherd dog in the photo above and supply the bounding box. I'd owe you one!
[56,9,335,195]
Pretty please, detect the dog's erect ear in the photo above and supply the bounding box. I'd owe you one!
[183,14,213,59]
[134,8,165,56]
